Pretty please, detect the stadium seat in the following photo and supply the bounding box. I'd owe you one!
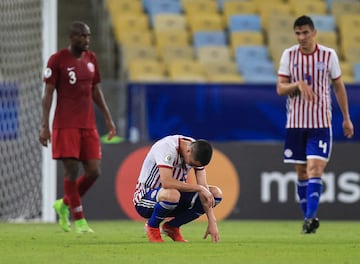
[160,46,194,65]
[289,0,327,16]
[121,45,158,68]
[340,61,354,80]
[228,14,262,32]
[242,72,277,84]
[258,2,291,31]
[338,15,360,56]
[106,0,143,18]
[187,13,224,33]
[311,15,336,32]
[235,45,270,64]
[223,1,257,22]
[343,47,360,65]
[202,61,244,83]
[155,30,189,53]
[128,59,167,82]
[118,30,153,47]
[193,31,227,49]
[267,30,296,65]
[146,0,182,26]
[196,46,231,63]
[316,31,339,54]
[331,1,360,21]
[168,59,206,82]
[182,0,218,16]
[267,14,295,33]
[202,61,238,76]
[353,63,360,83]
[153,14,187,32]
[230,31,264,53]
[112,14,149,43]
[207,74,244,83]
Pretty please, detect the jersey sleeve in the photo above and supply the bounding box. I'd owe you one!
[278,49,291,77]
[90,52,101,85]
[43,53,59,86]
[152,141,176,168]
[329,49,341,80]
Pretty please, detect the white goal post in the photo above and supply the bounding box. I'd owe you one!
[0,0,57,222]
[41,0,57,223]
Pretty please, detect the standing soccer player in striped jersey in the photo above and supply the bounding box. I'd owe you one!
[276,15,354,234]
[133,135,222,243]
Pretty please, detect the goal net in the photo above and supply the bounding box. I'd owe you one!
[0,0,44,221]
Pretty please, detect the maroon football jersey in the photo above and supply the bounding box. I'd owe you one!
[43,49,100,129]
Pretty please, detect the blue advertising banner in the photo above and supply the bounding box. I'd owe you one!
[127,83,360,142]
[0,82,19,140]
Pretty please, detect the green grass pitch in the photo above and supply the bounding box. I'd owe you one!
[1,220,360,264]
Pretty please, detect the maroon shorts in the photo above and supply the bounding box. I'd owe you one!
[52,128,101,160]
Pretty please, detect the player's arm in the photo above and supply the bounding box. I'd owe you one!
[92,83,116,140]
[332,77,354,138]
[159,167,207,193]
[39,83,55,147]
[276,76,314,101]
[195,168,220,243]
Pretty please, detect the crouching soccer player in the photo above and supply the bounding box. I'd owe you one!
[133,135,222,243]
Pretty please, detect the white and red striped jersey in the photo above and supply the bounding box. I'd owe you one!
[278,44,341,128]
[133,135,203,204]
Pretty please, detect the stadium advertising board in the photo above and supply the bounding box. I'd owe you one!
[57,142,360,220]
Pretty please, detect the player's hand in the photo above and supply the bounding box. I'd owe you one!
[203,222,220,243]
[343,119,354,139]
[198,186,215,208]
[39,127,51,147]
[106,119,116,140]
[298,80,314,101]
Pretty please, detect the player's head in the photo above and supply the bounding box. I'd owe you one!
[190,139,213,166]
[293,15,316,52]
[293,15,315,30]
[69,21,91,53]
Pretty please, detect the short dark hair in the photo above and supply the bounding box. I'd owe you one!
[191,139,213,166]
[69,21,89,36]
[293,15,315,30]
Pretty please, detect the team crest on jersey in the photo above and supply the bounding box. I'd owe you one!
[150,190,158,199]
[87,62,95,72]
[164,154,172,162]
[284,149,293,158]
[43,67,52,78]
[316,61,326,71]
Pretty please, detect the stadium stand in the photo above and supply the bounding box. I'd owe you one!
[182,0,218,15]
[197,46,232,63]
[289,0,327,17]
[223,1,257,22]
[160,46,194,66]
[112,14,149,43]
[105,0,359,83]
[354,63,360,83]
[193,31,227,49]
[228,14,262,32]
[153,14,187,32]
[258,2,292,31]
[168,59,206,82]
[310,14,336,32]
[187,13,224,33]
[155,30,190,53]
[230,31,264,54]
[128,59,167,82]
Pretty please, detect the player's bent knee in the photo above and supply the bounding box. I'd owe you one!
[209,185,222,199]
[158,188,181,203]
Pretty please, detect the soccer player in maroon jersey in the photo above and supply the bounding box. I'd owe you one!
[39,21,116,233]
[277,15,354,234]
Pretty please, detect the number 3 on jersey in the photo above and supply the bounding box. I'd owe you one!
[68,70,77,84]
[318,140,327,154]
